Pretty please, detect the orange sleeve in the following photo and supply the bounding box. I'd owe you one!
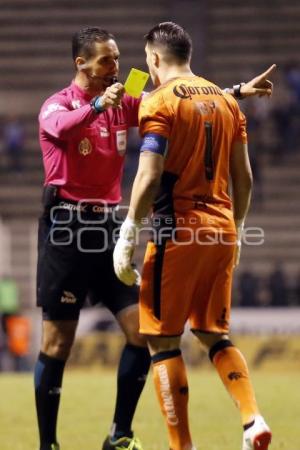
[234,105,248,144]
[138,91,173,139]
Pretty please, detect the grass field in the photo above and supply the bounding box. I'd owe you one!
[0,368,299,450]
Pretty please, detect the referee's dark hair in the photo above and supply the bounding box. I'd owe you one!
[72,27,115,61]
[144,22,192,64]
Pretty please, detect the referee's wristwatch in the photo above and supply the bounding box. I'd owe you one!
[90,96,106,113]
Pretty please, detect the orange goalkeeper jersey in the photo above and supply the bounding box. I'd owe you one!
[138,76,247,234]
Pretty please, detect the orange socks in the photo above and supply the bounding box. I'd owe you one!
[151,341,258,448]
[152,349,193,450]
[210,340,259,425]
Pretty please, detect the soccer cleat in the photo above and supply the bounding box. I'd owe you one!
[50,445,60,450]
[242,415,272,450]
[40,444,60,450]
[102,435,143,450]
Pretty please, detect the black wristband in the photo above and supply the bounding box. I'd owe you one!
[233,83,245,99]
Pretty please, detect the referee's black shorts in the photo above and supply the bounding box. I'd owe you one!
[36,202,139,321]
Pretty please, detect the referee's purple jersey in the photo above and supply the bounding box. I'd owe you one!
[39,81,140,203]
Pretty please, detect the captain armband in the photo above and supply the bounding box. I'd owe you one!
[140,133,168,156]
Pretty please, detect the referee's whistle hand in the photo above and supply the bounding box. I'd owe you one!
[102,83,125,109]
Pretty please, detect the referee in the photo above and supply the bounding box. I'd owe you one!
[35,27,147,450]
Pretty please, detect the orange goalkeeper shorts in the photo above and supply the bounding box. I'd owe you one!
[139,233,235,336]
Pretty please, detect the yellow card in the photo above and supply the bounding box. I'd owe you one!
[124,68,149,98]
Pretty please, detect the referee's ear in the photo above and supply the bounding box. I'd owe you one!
[75,56,87,72]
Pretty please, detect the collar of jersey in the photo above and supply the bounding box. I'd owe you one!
[71,80,94,101]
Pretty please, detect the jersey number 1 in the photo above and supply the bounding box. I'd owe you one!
[204,121,214,181]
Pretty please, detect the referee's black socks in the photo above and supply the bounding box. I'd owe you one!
[34,352,66,447]
[111,344,151,438]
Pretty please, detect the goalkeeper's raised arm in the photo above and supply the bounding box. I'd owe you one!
[224,64,276,98]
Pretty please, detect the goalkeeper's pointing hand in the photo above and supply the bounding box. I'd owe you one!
[240,64,276,98]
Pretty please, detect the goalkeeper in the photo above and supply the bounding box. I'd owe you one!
[114,22,273,450]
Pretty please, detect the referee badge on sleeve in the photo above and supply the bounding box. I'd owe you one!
[116,129,127,156]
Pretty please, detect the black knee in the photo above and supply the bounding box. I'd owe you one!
[42,339,73,360]
[209,339,234,363]
[151,349,181,364]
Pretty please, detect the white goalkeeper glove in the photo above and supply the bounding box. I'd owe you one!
[113,217,141,286]
[234,219,245,267]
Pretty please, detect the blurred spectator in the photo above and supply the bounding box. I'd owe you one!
[0,276,20,371]
[0,315,6,370]
[271,64,300,158]
[268,263,288,307]
[284,62,300,151]
[5,314,31,371]
[285,61,300,104]
[238,269,260,307]
[1,115,25,172]
[0,275,19,314]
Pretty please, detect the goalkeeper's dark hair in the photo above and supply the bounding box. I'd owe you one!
[144,22,192,64]
[72,27,115,61]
